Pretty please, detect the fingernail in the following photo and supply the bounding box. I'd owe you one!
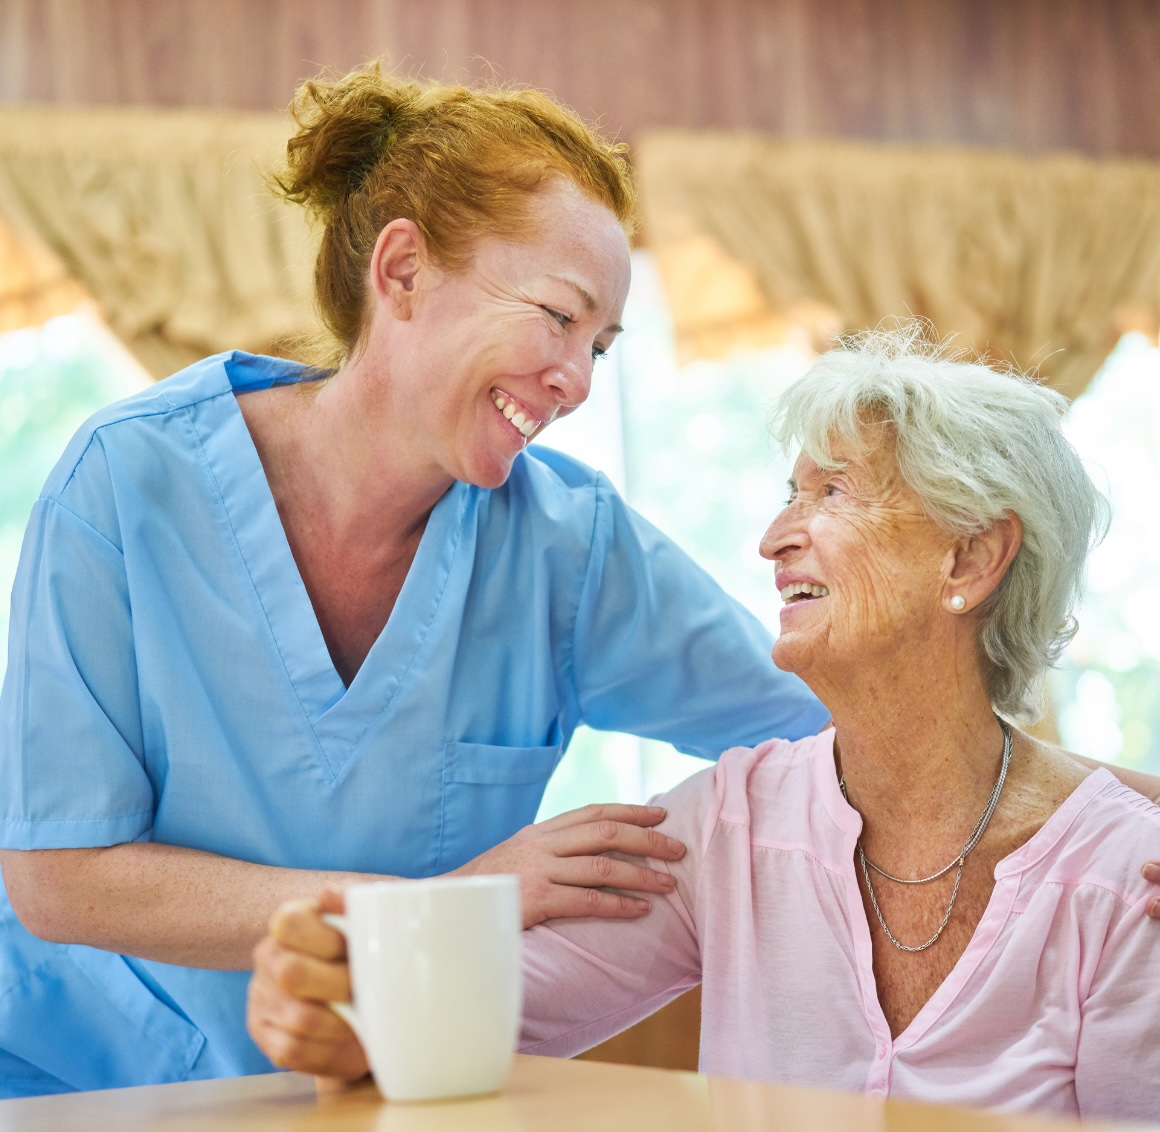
[1142,864,1160,884]
[666,838,685,855]
[657,872,676,887]
[1150,897,1160,919]
[635,899,650,912]
[648,807,667,817]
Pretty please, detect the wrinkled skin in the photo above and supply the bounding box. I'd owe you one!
[762,431,960,695]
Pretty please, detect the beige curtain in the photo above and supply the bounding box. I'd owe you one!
[638,132,1160,398]
[0,106,317,378]
[0,215,88,335]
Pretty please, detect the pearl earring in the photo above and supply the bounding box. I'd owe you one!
[950,595,966,612]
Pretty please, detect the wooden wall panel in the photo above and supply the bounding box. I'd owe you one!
[1,0,1159,156]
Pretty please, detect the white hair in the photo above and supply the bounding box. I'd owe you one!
[771,322,1110,722]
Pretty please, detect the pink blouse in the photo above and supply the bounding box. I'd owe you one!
[519,731,1160,1121]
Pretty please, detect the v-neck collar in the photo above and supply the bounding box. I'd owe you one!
[816,732,1116,1057]
[192,352,471,781]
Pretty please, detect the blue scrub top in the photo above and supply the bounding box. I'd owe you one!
[0,353,825,1096]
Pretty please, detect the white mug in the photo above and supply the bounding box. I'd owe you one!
[325,875,522,1102]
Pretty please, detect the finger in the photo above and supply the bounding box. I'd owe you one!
[533,803,668,834]
[537,885,654,921]
[1149,897,1160,920]
[249,970,354,1044]
[247,969,366,1079]
[548,854,678,895]
[269,899,348,961]
[1142,862,1160,886]
[547,820,686,862]
[318,885,348,915]
[255,935,352,1003]
[251,1013,368,1079]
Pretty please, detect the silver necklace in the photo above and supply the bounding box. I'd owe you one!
[838,718,1012,954]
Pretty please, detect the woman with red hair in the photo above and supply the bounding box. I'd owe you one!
[0,67,828,1096]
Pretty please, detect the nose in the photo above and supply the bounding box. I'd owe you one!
[759,501,807,563]
[543,346,593,411]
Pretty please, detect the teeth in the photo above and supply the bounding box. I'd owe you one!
[492,392,541,437]
[779,582,830,602]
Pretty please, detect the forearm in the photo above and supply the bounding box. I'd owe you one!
[517,852,700,1057]
[0,842,378,970]
[1071,754,1160,806]
[520,915,698,1058]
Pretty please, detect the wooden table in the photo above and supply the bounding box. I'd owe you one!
[0,1054,1155,1131]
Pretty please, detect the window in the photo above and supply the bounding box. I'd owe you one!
[1053,332,1160,775]
[11,283,1141,817]
[0,310,151,687]
[536,253,813,817]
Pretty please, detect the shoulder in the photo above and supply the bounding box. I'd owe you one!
[479,446,622,551]
[499,446,608,521]
[516,445,607,493]
[654,732,834,855]
[1021,771,1160,910]
[501,447,722,585]
[39,352,234,505]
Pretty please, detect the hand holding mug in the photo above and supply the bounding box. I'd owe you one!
[326,875,521,1101]
[248,887,369,1082]
[250,876,521,1101]
[247,802,687,1083]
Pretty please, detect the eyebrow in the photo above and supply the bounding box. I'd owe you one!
[548,274,623,335]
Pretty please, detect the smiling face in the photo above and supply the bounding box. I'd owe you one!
[760,431,959,687]
[380,179,631,490]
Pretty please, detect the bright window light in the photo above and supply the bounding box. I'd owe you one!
[537,253,814,817]
[1053,332,1160,774]
[0,309,151,688]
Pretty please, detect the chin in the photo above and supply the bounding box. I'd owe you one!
[459,452,517,491]
[771,634,810,675]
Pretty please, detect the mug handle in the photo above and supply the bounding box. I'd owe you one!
[321,913,365,1045]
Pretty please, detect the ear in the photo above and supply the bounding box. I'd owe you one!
[942,512,1023,615]
[368,219,430,320]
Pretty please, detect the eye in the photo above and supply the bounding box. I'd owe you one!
[542,306,573,328]
[824,482,842,498]
[592,344,608,362]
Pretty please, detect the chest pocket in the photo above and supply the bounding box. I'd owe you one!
[437,741,562,873]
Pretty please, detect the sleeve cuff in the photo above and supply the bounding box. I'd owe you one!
[0,810,153,850]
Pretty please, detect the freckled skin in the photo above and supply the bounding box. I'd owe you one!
[374,181,632,492]
[239,180,631,684]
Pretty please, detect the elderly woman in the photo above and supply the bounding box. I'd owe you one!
[252,330,1160,1120]
[0,69,831,1097]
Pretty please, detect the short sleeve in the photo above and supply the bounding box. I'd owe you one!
[569,478,826,759]
[0,496,154,848]
[1074,892,1160,1120]
[519,762,722,1056]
